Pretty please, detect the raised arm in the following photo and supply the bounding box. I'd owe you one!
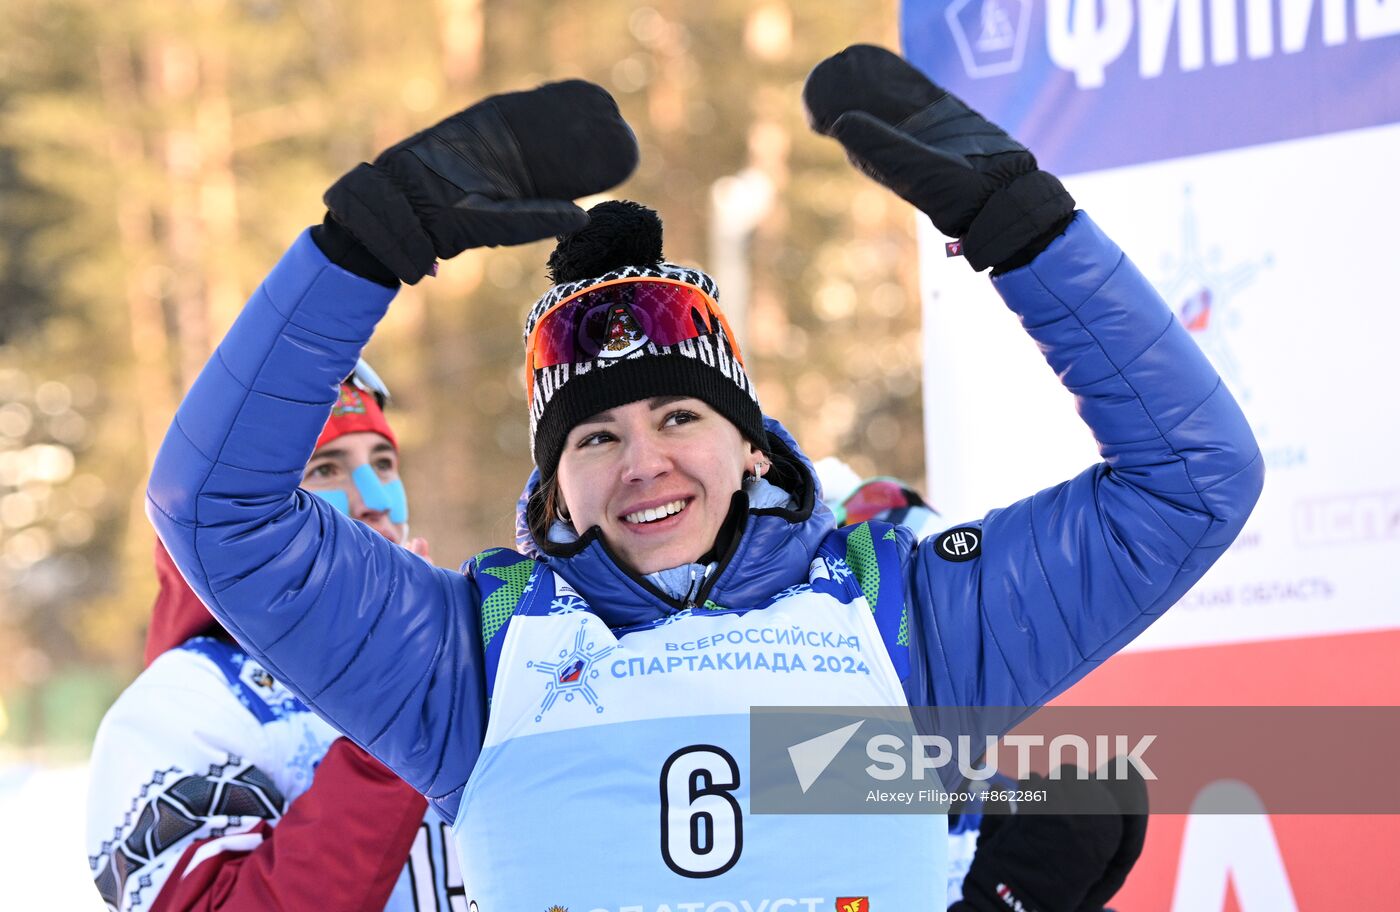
[911,212,1261,708]
[145,81,638,805]
[802,45,1262,710]
[144,231,486,802]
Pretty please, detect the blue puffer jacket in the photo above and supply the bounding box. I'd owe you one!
[146,212,1262,822]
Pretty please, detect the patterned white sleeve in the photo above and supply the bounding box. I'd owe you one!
[84,644,334,912]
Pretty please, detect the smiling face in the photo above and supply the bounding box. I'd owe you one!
[555,396,763,575]
[301,430,406,544]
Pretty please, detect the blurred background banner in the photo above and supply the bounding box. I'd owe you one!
[903,0,1400,173]
[903,0,1400,908]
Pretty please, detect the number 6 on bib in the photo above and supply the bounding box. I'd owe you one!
[660,745,744,878]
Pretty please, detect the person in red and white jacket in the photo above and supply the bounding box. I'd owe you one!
[86,365,463,912]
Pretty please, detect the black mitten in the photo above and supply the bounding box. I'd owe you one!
[953,768,1123,912]
[803,44,1073,272]
[1075,757,1150,912]
[325,80,638,284]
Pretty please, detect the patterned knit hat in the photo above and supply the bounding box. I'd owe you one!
[524,201,763,481]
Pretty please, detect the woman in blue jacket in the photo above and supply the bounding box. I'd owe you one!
[146,46,1262,909]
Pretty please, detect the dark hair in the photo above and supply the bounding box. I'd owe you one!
[526,472,567,550]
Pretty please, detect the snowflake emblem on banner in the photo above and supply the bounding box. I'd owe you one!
[1158,187,1271,402]
[527,619,615,722]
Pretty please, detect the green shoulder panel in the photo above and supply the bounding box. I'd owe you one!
[885,526,910,646]
[844,521,880,614]
[473,550,537,647]
[471,548,504,568]
[833,520,912,654]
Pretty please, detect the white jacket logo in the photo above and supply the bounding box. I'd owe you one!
[934,527,981,562]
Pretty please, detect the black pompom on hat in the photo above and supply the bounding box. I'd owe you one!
[546,200,663,282]
[524,200,763,481]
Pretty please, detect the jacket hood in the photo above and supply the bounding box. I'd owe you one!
[513,415,838,629]
[145,537,221,666]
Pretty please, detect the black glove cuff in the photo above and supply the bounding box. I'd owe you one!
[323,162,437,285]
[311,213,400,289]
[962,169,1075,272]
[990,212,1076,276]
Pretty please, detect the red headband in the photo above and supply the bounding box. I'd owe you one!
[315,383,397,451]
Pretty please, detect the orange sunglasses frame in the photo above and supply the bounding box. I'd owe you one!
[524,276,747,404]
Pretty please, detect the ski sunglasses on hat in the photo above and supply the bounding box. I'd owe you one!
[833,477,931,527]
[347,357,390,409]
[525,277,746,400]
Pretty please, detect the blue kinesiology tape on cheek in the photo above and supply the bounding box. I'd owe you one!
[351,464,392,512]
[310,488,351,515]
[351,464,409,524]
[382,479,408,523]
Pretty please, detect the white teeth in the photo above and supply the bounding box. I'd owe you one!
[625,499,687,525]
